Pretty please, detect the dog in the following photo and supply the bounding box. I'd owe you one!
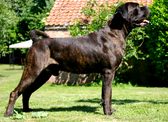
[4,2,150,116]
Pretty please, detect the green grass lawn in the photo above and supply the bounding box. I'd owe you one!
[0,64,168,122]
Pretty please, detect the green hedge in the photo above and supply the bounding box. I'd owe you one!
[145,0,168,85]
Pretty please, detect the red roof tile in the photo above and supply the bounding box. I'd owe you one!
[45,0,153,26]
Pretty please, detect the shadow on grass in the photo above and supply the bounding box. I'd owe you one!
[77,98,168,105]
[15,105,99,114]
[14,98,168,114]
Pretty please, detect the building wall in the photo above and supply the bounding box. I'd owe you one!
[45,30,71,38]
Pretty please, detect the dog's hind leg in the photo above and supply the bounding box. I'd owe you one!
[22,64,61,112]
[4,87,21,116]
[22,64,61,111]
[4,65,54,116]
[4,70,39,117]
[4,45,53,117]
[4,64,46,117]
[22,68,52,112]
[22,63,61,112]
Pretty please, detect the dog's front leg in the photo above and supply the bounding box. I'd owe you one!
[101,69,116,115]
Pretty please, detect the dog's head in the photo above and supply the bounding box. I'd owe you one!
[109,2,150,32]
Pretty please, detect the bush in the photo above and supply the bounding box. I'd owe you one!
[69,1,124,37]
[0,0,54,57]
[145,0,168,84]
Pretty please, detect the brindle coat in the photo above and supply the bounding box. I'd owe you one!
[4,2,150,116]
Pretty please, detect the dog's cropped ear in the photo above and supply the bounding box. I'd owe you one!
[109,11,125,30]
[116,3,128,19]
[108,4,128,30]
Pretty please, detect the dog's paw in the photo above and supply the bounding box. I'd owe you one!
[4,112,13,117]
[23,108,33,112]
[104,108,116,115]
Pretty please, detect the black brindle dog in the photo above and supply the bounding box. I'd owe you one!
[5,2,150,116]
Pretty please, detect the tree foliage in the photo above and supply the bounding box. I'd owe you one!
[0,1,18,57]
[69,1,124,37]
[0,0,54,57]
[145,0,168,82]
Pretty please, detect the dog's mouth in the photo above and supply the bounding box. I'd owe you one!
[134,19,150,27]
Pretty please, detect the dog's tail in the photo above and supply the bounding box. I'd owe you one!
[29,30,50,44]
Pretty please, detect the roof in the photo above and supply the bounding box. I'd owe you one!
[45,0,153,26]
[9,40,32,48]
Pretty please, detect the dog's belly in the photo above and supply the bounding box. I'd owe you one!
[62,60,105,74]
